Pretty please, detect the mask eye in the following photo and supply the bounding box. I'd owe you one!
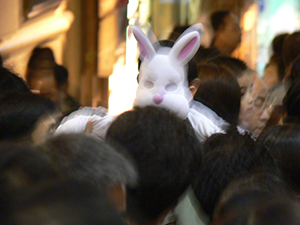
[144,80,154,89]
[165,83,177,92]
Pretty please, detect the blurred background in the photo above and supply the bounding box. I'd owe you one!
[0,0,299,114]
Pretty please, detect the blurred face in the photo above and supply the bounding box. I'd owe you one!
[247,76,269,136]
[217,14,242,52]
[27,60,60,103]
[262,63,279,89]
[238,73,254,127]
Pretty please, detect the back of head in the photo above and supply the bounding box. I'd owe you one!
[0,142,58,192]
[271,33,289,56]
[286,54,300,82]
[0,67,31,96]
[0,93,58,142]
[39,133,137,192]
[106,106,203,224]
[27,47,55,69]
[213,171,295,224]
[282,31,300,68]
[209,56,248,79]
[247,198,300,225]
[194,64,241,125]
[8,180,127,225]
[192,128,277,219]
[283,77,300,123]
[210,10,231,32]
[54,64,69,89]
[258,124,300,193]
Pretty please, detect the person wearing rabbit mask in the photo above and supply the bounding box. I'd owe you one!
[130,24,226,143]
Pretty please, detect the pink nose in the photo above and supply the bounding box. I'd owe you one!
[153,94,163,105]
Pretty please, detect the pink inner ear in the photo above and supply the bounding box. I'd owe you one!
[178,37,198,61]
[134,33,149,59]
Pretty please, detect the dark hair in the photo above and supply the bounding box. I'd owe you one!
[283,77,300,123]
[0,142,58,191]
[106,106,203,224]
[282,31,300,68]
[271,33,289,56]
[286,54,300,82]
[38,133,137,191]
[194,64,241,125]
[8,180,127,225]
[258,124,300,193]
[0,93,58,141]
[0,67,31,96]
[54,64,69,88]
[210,10,231,32]
[193,45,222,66]
[192,128,278,220]
[209,56,248,79]
[213,171,295,225]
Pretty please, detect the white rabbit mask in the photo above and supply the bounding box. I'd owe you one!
[129,24,203,119]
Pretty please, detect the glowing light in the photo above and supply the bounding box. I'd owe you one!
[243,4,257,32]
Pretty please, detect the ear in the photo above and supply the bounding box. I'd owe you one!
[168,30,201,66]
[189,78,201,97]
[128,25,156,60]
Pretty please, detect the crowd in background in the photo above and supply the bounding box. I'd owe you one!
[1,9,300,225]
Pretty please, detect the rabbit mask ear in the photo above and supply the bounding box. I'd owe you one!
[128,25,156,61]
[168,26,202,66]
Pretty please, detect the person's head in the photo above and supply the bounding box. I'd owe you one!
[262,55,285,89]
[283,77,300,123]
[38,133,137,213]
[258,124,300,194]
[271,33,289,56]
[212,172,296,225]
[132,24,202,120]
[282,31,300,69]
[8,180,127,225]
[106,106,203,225]
[210,10,242,56]
[241,74,269,136]
[208,56,253,127]
[194,63,241,125]
[0,93,60,144]
[0,142,58,192]
[0,67,31,96]
[192,128,277,220]
[0,142,59,222]
[285,54,300,83]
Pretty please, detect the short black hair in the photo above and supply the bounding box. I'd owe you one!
[0,67,31,96]
[0,93,58,141]
[258,124,300,193]
[194,64,241,125]
[38,133,137,191]
[210,10,231,32]
[8,180,127,225]
[192,128,278,219]
[283,77,300,123]
[54,64,69,88]
[106,106,203,224]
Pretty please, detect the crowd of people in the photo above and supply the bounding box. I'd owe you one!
[1,8,300,225]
